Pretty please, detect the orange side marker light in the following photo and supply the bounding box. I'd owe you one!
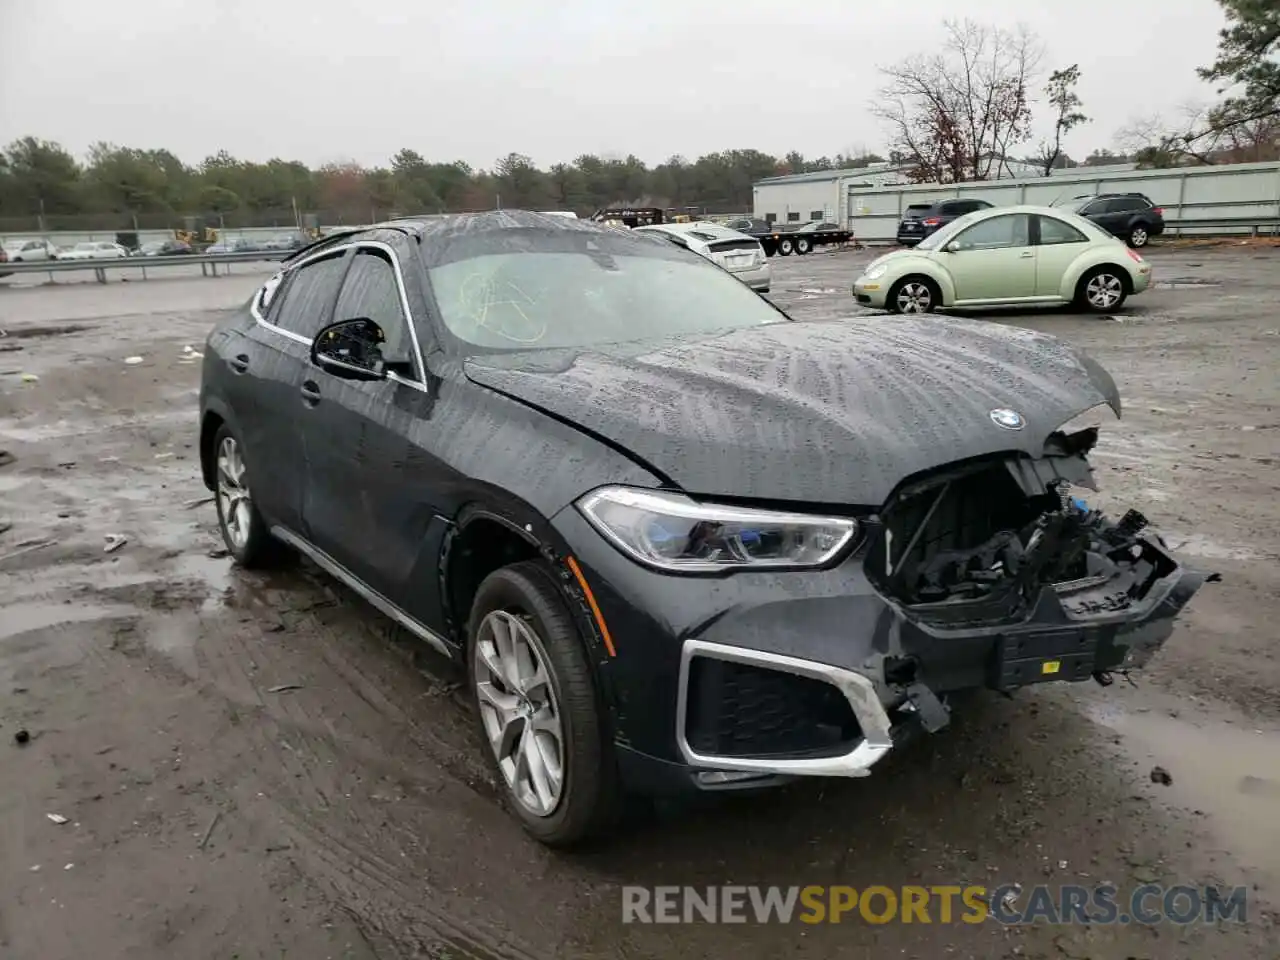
[566,556,616,657]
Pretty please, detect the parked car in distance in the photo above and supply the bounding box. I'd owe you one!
[854,204,1151,314]
[1059,193,1164,248]
[206,237,264,254]
[2,237,61,262]
[897,198,994,246]
[57,241,128,261]
[199,210,1205,847]
[634,220,771,292]
[261,232,309,251]
[135,240,194,257]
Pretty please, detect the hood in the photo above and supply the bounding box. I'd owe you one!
[862,249,919,272]
[463,318,1120,507]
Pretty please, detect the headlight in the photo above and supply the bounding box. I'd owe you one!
[862,264,887,281]
[577,486,858,572]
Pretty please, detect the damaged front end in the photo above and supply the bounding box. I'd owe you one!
[869,425,1212,693]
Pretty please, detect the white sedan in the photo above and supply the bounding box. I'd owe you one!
[634,221,771,292]
[2,238,61,262]
[57,241,129,261]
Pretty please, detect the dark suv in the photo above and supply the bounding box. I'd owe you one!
[897,198,993,246]
[198,211,1206,847]
[1064,193,1164,248]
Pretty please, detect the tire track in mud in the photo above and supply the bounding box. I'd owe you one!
[169,576,544,960]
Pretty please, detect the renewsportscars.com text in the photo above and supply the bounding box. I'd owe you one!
[621,884,1249,925]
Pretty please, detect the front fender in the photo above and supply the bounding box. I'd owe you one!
[883,256,956,305]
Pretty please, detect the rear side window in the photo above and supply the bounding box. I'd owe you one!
[331,249,411,362]
[1107,198,1149,213]
[708,239,760,253]
[1037,216,1088,245]
[270,250,348,338]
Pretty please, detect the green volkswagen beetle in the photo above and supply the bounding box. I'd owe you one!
[853,204,1152,314]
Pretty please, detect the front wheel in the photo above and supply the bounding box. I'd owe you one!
[468,561,620,847]
[212,425,290,567]
[1076,267,1128,313]
[1128,226,1149,248]
[887,276,940,314]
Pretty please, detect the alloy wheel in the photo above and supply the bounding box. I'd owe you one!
[216,435,253,549]
[1086,273,1124,310]
[1130,227,1148,247]
[896,281,933,313]
[474,610,566,817]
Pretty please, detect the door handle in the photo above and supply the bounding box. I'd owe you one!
[300,380,321,406]
[229,354,250,373]
[1020,251,1035,258]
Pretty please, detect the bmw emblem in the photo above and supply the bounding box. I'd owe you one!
[989,408,1025,431]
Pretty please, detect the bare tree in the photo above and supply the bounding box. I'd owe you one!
[872,20,1043,183]
[1120,1,1279,166]
[1035,65,1088,176]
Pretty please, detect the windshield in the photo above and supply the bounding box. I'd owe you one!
[427,237,787,352]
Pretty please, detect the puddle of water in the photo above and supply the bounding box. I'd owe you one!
[1,601,139,642]
[1088,700,1280,886]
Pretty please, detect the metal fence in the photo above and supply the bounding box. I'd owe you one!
[841,160,1280,241]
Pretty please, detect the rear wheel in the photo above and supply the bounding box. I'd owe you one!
[795,237,812,255]
[468,561,620,847]
[1076,266,1129,313]
[777,238,794,256]
[888,276,940,314]
[1127,225,1149,248]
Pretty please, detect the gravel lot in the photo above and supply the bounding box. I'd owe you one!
[0,245,1277,959]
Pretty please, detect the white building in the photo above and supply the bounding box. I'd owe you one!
[752,161,1139,227]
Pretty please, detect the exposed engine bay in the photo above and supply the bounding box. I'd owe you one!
[871,428,1186,625]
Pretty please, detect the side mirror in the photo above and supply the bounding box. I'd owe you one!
[311,317,388,382]
[944,241,961,253]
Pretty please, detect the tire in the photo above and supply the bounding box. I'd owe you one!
[777,238,794,256]
[887,275,940,314]
[467,561,620,847]
[1127,225,1149,248]
[211,424,290,567]
[795,237,811,255]
[1076,266,1129,313]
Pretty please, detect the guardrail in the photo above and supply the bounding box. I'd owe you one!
[1168,216,1280,237]
[0,249,292,283]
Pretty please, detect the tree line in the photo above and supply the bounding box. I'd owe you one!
[0,141,899,231]
[1,0,1272,231]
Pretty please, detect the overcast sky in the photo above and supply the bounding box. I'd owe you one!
[0,0,1227,171]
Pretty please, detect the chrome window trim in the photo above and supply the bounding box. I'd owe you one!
[249,238,429,394]
[674,638,895,778]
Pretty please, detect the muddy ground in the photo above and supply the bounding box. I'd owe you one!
[1,247,1277,959]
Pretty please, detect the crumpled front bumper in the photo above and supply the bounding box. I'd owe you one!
[552,506,1208,791]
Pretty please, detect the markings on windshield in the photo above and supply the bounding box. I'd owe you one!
[459,272,547,344]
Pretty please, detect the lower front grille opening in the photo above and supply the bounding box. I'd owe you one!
[868,459,1170,626]
[684,656,862,760]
